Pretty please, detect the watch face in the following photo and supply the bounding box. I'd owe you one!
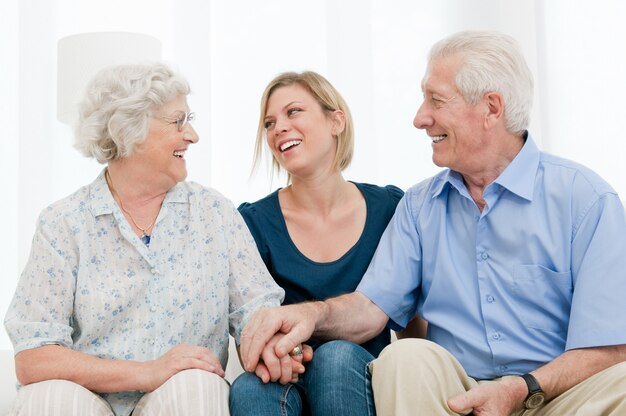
[525,392,545,409]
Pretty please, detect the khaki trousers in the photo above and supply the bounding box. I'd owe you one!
[370,338,626,416]
[8,369,230,416]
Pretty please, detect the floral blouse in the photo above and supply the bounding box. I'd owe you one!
[4,170,284,415]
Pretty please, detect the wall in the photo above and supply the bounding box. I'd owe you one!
[1,0,624,352]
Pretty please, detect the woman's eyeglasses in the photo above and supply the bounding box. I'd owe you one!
[157,111,195,132]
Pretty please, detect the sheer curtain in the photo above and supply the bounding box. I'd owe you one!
[1,0,624,350]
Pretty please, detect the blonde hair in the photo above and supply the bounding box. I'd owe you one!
[253,71,354,181]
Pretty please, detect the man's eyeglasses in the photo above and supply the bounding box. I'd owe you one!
[157,111,195,132]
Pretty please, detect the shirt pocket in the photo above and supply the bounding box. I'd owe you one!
[509,264,573,334]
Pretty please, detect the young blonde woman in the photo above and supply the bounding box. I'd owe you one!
[229,71,403,416]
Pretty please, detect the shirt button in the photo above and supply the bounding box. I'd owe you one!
[150,306,157,313]
[150,268,158,275]
[492,332,501,340]
[500,365,508,372]
[149,339,155,345]
[486,295,495,303]
[481,252,489,260]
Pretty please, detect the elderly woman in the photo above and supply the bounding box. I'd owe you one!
[4,63,285,416]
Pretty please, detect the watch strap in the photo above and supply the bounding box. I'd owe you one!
[521,373,541,394]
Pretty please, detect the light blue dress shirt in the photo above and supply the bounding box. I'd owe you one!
[4,170,285,416]
[357,135,626,380]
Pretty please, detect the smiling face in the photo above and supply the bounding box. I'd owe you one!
[264,84,343,179]
[413,56,490,174]
[131,95,199,188]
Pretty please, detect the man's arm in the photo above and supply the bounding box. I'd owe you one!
[16,343,224,393]
[240,292,388,372]
[448,344,626,415]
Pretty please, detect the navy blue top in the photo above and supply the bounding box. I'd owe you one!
[238,182,404,357]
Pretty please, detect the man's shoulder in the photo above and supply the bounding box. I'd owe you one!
[405,170,449,200]
[539,152,617,197]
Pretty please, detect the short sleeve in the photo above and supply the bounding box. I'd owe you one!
[566,193,626,350]
[227,202,284,343]
[4,212,77,353]
[357,191,423,331]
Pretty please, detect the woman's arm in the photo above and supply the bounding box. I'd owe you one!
[16,344,224,393]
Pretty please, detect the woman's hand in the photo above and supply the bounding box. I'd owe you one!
[254,334,313,384]
[142,344,224,391]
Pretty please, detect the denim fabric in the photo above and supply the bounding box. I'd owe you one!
[229,340,375,416]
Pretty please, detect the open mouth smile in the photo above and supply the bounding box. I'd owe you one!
[280,140,302,152]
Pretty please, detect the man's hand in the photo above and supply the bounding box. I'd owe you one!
[240,303,322,371]
[447,376,527,416]
[141,344,224,391]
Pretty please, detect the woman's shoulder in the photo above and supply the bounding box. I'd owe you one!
[38,182,94,224]
[175,181,234,206]
[354,182,404,203]
[238,189,281,217]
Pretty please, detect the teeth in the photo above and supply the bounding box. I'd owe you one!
[280,140,302,152]
[432,135,447,143]
[173,150,185,158]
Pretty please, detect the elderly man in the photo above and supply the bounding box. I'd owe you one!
[240,31,626,415]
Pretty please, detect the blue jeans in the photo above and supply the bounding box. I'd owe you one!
[229,340,376,416]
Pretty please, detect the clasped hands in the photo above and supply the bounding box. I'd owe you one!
[240,304,317,384]
[247,332,313,384]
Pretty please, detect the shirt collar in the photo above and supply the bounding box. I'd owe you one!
[432,169,455,198]
[89,169,117,217]
[493,133,539,201]
[432,132,540,202]
[89,168,189,218]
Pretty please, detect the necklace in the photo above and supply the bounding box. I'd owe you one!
[105,169,156,246]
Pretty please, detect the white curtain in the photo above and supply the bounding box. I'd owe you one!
[1,0,624,349]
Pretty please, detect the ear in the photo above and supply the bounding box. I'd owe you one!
[483,92,504,129]
[330,110,346,136]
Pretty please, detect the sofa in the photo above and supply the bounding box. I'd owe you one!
[0,349,16,415]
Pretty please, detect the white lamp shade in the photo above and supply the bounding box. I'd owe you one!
[57,32,162,125]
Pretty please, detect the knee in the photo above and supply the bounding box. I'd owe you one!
[168,368,227,392]
[11,380,112,415]
[229,372,302,415]
[229,371,264,397]
[309,340,373,376]
[17,379,93,399]
[602,361,626,387]
[21,378,79,393]
[146,369,228,414]
[171,368,223,382]
[375,338,450,374]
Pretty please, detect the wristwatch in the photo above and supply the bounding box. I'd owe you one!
[521,373,545,409]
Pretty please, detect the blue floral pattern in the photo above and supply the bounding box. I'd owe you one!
[4,170,284,415]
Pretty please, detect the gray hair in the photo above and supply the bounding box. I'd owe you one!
[428,31,534,135]
[75,62,190,163]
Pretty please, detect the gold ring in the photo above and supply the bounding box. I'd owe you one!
[289,345,303,357]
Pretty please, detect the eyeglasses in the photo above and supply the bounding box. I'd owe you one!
[157,111,195,132]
